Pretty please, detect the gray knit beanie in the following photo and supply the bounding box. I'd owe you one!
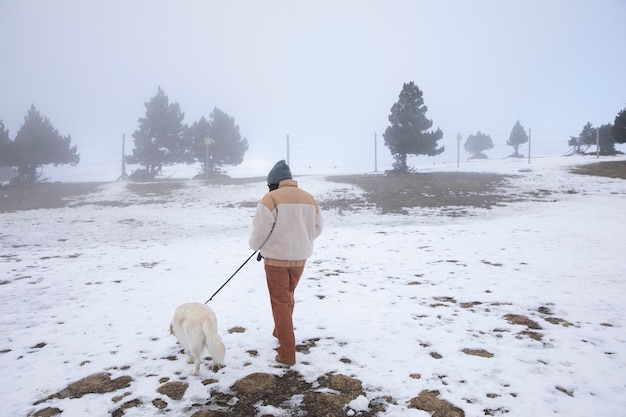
[267,160,292,185]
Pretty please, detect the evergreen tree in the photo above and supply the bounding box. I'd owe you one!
[5,105,79,183]
[383,82,443,172]
[464,131,494,159]
[507,120,528,158]
[597,123,616,154]
[187,108,248,177]
[206,107,248,175]
[187,115,212,176]
[0,120,10,166]
[612,106,626,144]
[568,122,597,155]
[126,87,189,180]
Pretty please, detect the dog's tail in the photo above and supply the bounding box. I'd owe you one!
[202,320,225,367]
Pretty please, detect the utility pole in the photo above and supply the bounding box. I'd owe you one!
[456,133,462,168]
[120,134,128,181]
[204,137,212,180]
[528,128,531,164]
[374,132,378,172]
[286,134,290,166]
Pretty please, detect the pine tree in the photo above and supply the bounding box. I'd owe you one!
[507,120,528,158]
[187,108,248,177]
[464,131,494,159]
[5,105,79,183]
[206,108,248,174]
[568,122,596,155]
[597,123,616,154]
[612,106,626,144]
[383,82,443,172]
[126,87,189,180]
[187,115,212,176]
[0,120,10,166]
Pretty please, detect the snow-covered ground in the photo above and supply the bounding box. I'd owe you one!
[1,155,625,416]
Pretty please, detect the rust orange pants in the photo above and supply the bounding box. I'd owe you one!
[265,264,304,361]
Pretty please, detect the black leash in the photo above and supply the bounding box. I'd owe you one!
[206,206,277,303]
[204,250,258,304]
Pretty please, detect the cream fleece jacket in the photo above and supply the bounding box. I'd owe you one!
[248,179,323,265]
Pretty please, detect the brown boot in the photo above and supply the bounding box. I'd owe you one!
[275,354,295,366]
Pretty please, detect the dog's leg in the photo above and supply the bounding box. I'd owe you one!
[189,337,203,375]
[206,333,225,372]
[191,356,200,376]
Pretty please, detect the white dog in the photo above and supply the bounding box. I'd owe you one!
[169,303,225,375]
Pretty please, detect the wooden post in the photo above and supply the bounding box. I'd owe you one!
[120,134,128,181]
[528,128,531,164]
[456,134,459,168]
[204,137,212,180]
[374,132,378,172]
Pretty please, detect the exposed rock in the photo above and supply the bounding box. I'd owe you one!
[201,378,219,386]
[157,381,188,400]
[32,407,62,417]
[152,398,168,409]
[408,390,465,417]
[328,373,363,395]
[232,372,276,395]
[34,372,133,405]
[303,391,352,416]
[517,330,543,341]
[66,373,132,397]
[544,317,574,327]
[461,348,494,358]
[504,314,541,330]
[228,326,246,333]
[111,398,142,417]
[556,386,574,397]
[111,392,131,403]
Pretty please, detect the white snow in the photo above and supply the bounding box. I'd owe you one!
[1,155,625,416]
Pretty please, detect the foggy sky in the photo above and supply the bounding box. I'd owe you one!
[1,0,625,180]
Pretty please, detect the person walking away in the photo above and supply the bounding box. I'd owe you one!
[249,160,323,365]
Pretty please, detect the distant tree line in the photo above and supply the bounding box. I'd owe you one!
[383,83,625,171]
[567,110,626,155]
[381,83,536,170]
[1,83,625,182]
[0,88,249,183]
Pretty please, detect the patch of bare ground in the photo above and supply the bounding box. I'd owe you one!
[0,177,265,212]
[32,370,402,417]
[3,160,624,213]
[326,172,514,214]
[570,159,626,179]
[0,182,104,212]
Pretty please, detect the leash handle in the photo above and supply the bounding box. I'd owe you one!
[205,250,257,304]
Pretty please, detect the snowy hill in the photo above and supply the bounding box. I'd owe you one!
[1,155,625,416]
